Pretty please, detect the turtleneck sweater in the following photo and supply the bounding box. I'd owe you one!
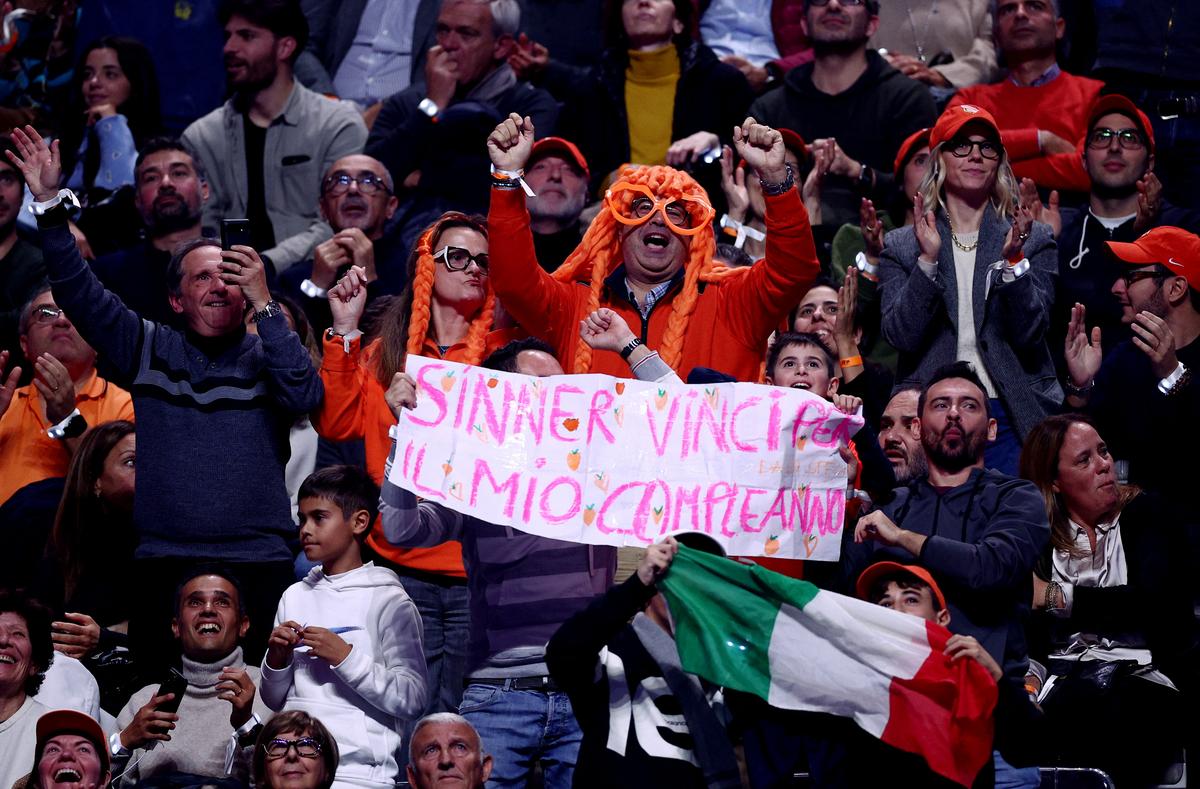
[626,45,680,166]
[115,646,271,785]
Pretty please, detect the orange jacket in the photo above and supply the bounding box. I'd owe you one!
[487,186,820,382]
[314,331,509,577]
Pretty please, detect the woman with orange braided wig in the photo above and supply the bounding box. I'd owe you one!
[313,211,506,716]
[487,112,821,382]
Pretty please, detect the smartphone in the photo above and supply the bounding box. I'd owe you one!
[221,219,253,250]
[154,667,188,714]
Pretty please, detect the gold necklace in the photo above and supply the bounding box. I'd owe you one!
[947,216,980,252]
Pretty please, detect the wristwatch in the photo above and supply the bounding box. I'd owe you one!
[47,409,87,441]
[418,98,440,119]
[250,301,282,323]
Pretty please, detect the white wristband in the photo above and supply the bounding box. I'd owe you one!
[300,278,328,299]
[1157,362,1186,394]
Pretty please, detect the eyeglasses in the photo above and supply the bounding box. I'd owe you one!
[808,0,867,6]
[604,183,714,236]
[434,246,489,274]
[29,306,66,325]
[1087,127,1145,151]
[322,172,390,196]
[946,139,1001,160]
[795,303,840,320]
[264,737,322,759]
[1119,268,1165,287]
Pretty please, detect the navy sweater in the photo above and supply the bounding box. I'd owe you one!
[38,208,323,561]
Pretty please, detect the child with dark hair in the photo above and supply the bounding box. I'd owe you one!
[261,465,427,788]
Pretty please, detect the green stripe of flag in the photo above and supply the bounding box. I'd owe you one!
[659,544,819,700]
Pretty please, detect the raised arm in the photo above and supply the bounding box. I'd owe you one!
[485,113,579,355]
[720,117,819,347]
[8,126,146,383]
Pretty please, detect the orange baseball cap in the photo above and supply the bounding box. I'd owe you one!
[1088,94,1155,154]
[35,709,110,773]
[929,104,1001,150]
[529,136,590,180]
[894,127,931,175]
[856,561,947,611]
[1107,226,1200,291]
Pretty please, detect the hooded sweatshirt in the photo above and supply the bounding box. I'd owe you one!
[260,563,428,789]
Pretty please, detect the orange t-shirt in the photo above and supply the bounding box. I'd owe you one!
[0,370,135,506]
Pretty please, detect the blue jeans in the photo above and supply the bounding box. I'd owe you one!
[395,572,471,715]
[984,398,1021,476]
[993,750,1040,789]
[459,683,582,788]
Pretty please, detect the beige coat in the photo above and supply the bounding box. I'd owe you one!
[871,0,997,88]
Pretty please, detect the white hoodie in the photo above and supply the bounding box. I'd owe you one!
[260,562,428,788]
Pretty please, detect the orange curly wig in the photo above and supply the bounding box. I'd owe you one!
[373,212,496,386]
[551,165,748,372]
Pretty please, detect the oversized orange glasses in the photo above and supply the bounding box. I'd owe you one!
[604,183,714,236]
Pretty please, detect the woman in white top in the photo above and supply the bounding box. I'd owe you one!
[879,104,1059,474]
[1020,414,1193,788]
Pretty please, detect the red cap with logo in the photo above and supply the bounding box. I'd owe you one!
[1107,226,1200,291]
[529,137,590,181]
[929,104,1001,150]
[1087,94,1155,154]
[35,709,110,773]
[856,561,948,611]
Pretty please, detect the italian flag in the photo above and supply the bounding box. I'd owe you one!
[659,546,998,787]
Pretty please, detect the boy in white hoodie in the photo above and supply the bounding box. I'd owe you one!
[261,465,428,789]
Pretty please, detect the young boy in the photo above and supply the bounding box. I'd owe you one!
[260,465,428,789]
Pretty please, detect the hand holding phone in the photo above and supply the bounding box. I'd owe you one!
[221,219,252,251]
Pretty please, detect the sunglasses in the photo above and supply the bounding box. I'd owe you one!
[434,246,489,274]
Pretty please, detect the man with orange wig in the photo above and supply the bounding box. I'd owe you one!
[486,112,819,381]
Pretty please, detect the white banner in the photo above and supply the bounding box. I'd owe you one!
[387,356,863,560]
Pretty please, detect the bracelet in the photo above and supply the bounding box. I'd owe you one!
[1044,580,1062,611]
[619,337,643,360]
[1063,377,1093,397]
[757,164,794,196]
[719,214,765,248]
[490,164,536,197]
[838,355,863,369]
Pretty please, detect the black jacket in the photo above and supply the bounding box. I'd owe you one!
[543,41,753,192]
[749,50,936,228]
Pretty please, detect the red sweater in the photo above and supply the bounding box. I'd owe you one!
[948,70,1104,193]
[487,186,819,382]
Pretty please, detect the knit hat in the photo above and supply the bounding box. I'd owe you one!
[856,561,948,611]
[1087,94,1155,154]
[929,105,1001,150]
[1107,226,1200,291]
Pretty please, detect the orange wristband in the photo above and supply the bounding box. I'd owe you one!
[839,355,863,369]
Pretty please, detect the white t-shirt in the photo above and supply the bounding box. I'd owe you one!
[951,235,998,396]
[0,696,49,789]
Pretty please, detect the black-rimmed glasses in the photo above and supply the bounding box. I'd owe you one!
[1087,128,1145,151]
[435,246,489,274]
[947,139,1001,160]
[1119,268,1165,287]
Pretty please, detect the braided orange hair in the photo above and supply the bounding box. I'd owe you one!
[374,212,495,386]
[551,165,748,372]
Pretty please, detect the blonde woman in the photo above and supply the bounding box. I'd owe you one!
[879,105,1058,474]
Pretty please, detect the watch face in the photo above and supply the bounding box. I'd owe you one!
[63,414,88,438]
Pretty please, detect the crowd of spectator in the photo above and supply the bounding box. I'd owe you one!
[1,0,1198,787]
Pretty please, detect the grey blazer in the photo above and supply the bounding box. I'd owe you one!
[879,208,1062,440]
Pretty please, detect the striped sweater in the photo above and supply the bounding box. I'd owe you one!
[381,437,616,676]
[38,209,323,561]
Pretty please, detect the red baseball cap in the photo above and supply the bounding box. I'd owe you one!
[529,136,590,180]
[856,561,947,611]
[35,709,110,773]
[929,104,1001,150]
[1107,226,1200,291]
[1087,94,1155,154]
[894,127,931,175]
